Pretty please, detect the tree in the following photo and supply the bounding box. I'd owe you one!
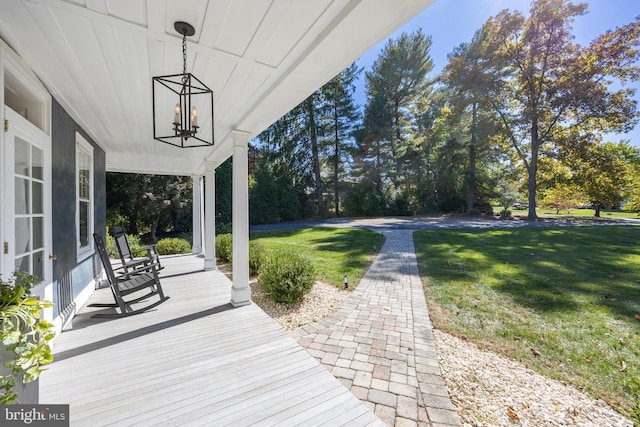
[106,173,192,239]
[249,164,280,224]
[353,92,393,187]
[442,29,500,211]
[481,0,640,219]
[303,93,325,216]
[540,183,583,214]
[252,105,314,223]
[572,141,637,217]
[365,29,434,190]
[321,63,361,216]
[497,181,522,211]
[215,158,232,234]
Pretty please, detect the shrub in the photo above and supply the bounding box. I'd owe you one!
[259,249,316,304]
[156,238,191,255]
[106,234,118,258]
[475,201,494,215]
[249,241,266,276]
[499,209,512,219]
[126,233,145,254]
[216,234,233,263]
[105,232,144,258]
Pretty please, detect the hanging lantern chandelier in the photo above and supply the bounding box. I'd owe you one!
[152,21,214,148]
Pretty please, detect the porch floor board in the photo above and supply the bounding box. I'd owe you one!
[40,254,384,426]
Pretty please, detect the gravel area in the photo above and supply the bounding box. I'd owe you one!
[250,279,350,331]
[433,329,633,427]
[219,263,350,331]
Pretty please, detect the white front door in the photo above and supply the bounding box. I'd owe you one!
[1,106,52,291]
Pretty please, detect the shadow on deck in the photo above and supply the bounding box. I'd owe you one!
[40,254,384,426]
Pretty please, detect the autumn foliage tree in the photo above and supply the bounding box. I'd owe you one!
[480,0,640,219]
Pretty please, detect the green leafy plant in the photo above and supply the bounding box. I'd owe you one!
[249,241,266,276]
[156,238,191,255]
[0,272,55,404]
[499,209,512,219]
[258,249,316,304]
[106,233,145,258]
[216,234,233,263]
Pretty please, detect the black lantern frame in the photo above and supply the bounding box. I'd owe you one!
[152,22,214,148]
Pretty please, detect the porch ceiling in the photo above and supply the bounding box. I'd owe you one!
[0,0,435,176]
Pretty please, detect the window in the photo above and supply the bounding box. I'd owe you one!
[76,133,94,261]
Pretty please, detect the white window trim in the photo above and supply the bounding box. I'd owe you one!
[76,133,94,262]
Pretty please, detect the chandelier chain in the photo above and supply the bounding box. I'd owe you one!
[182,32,187,77]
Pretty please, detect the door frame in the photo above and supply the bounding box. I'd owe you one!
[2,106,53,306]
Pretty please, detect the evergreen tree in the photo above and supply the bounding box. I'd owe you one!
[442,30,503,211]
[321,63,361,216]
[365,29,434,190]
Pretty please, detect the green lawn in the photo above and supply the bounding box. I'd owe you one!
[250,227,383,288]
[495,204,640,219]
[414,225,640,421]
[536,208,640,219]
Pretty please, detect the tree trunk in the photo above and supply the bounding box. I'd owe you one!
[393,100,402,188]
[467,102,478,212]
[527,121,539,220]
[151,215,160,242]
[333,105,340,217]
[306,99,324,216]
[594,204,601,217]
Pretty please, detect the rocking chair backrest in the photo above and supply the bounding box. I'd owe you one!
[113,226,133,260]
[93,233,118,285]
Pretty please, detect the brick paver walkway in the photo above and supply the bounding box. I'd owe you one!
[290,229,462,427]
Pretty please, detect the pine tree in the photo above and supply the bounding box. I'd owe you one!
[321,63,361,216]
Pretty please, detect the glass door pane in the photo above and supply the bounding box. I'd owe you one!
[3,106,51,286]
[13,136,45,279]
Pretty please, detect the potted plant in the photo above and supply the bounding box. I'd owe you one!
[0,271,55,404]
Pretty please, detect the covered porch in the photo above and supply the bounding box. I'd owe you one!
[40,254,384,426]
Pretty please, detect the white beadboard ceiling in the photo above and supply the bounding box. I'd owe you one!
[0,0,435,175]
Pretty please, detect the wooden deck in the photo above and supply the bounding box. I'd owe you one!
[40,254,384,426]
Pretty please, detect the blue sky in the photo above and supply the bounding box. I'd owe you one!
[354,0,640,147]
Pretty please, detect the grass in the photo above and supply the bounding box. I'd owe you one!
[494,204,640,219]
[414,225,640,421]
[536,208,639,219]
[250,227,384,288]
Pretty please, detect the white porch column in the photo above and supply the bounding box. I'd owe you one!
[191,175,203,255]
[204,162,217,270]
[231,130,252,307]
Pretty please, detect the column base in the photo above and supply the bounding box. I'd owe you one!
[204,258,217,270]
[230,286,251,307]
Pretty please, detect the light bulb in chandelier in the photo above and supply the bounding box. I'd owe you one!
[191,106,198,128]
[174,103,181,125]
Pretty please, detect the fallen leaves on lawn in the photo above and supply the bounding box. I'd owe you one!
[634,314,640,321]
[530,347,541,357]
[620,360,627,372]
